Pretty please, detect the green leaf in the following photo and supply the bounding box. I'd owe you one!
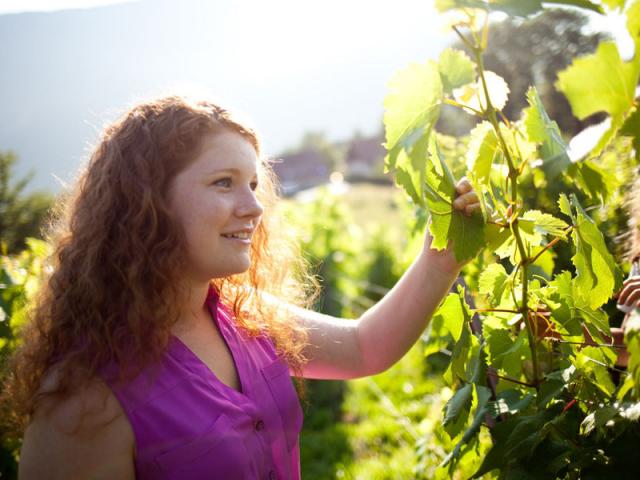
[547,271,580,335]
[628,0,640,45]
[442,384,492,469]
[558,193,571,218]
[478,263,509,306]
[548,270,610,338]
[601,0,626,9]
[451,324,480,382]
[568,159,611,202]
[432,288,472,342]
[485,222,511,254]
[443,383,473,437]
[488,328,528,378]
[523,87,571,180]
[472,409,555,478]
[556,41,640,154]
[580,405,618,435]
[395,157,423,206]
[384,61,443,176]
[426,139,486,262]
[438,48,475,94]
[453,71,509,112]
[620,104,640,162]
[466,121,500,184]
[487,389,534,417]
[520,210,569,240]
[568,195,623,309]
[575,346,617,397]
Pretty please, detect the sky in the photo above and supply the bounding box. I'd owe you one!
[0,0,135,13]
[0,0,633,193]
[0,0,456,192]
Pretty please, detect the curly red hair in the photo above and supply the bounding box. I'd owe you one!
[2,95,314,434]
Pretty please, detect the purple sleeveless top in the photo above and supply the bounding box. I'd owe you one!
[101,286,303,479]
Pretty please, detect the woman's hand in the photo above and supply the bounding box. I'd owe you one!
[617,273,640,314]
[452,177,481,217]
[421,177,481,273]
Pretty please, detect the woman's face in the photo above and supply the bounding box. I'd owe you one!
[167,130,264,283]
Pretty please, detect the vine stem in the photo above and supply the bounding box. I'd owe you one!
[473,308,520,314]
[443,98,484,117]
[472,38,540,390]
[487,371,535,388]
[528,226,573,265]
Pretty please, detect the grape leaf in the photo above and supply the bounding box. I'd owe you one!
[558,193,571,217]
[566,194,623,309]
[546,271,584,337]
[384,61,443,176]
[479,263,509,306]
[426,139,486,262]
[523,87,571,180]
[486,328,521,377]
[443,383,473,437]
[443,385,492,470]
[466,121,500,183]
[556,41,640,155]
[395,162,423,206]
[454,71,509,112]
[520,210,569,240]
[432,287,472,342]
[439,48,476,94]
[472,409,556,478]
[601,0,626,9]
[567,159,611,202]
[627,0,640,45]
[451,322,474,382]
[620,105,640,161]
[485,222,511,255]
[581,405,619,436]
[487,389,534,417]
[575,346,617,397]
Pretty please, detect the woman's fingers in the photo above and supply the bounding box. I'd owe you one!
[617,277,640,306]
[453,190,480,216]
[464,203,481,216]
[455,177,472,195]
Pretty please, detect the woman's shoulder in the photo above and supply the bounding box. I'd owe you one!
[19,371,135,479]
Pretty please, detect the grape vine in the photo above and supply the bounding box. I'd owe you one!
[383,0,640,477]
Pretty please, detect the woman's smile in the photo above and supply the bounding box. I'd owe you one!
[167,130,263,281]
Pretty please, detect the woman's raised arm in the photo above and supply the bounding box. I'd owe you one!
[293,179,480,380]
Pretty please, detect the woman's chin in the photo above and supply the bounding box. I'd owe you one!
[213,261,252,278]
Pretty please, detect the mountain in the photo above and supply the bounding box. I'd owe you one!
[0,0,447,194]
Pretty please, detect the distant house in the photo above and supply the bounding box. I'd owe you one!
[270,150,330,196]
[344,135,386,180]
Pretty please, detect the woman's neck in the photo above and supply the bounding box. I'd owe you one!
[172,282,212,335]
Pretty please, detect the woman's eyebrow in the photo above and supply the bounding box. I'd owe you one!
[205,167,241,175]
[205,167,258,178]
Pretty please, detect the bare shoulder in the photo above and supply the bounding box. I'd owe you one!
[19,372,135,480]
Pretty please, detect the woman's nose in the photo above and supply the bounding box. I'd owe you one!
[236,190,264,219]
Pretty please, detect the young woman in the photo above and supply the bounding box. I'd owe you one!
[5,95,480,479]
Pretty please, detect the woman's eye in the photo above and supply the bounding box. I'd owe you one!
[250,181,258,191]
[213,178,232,188]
